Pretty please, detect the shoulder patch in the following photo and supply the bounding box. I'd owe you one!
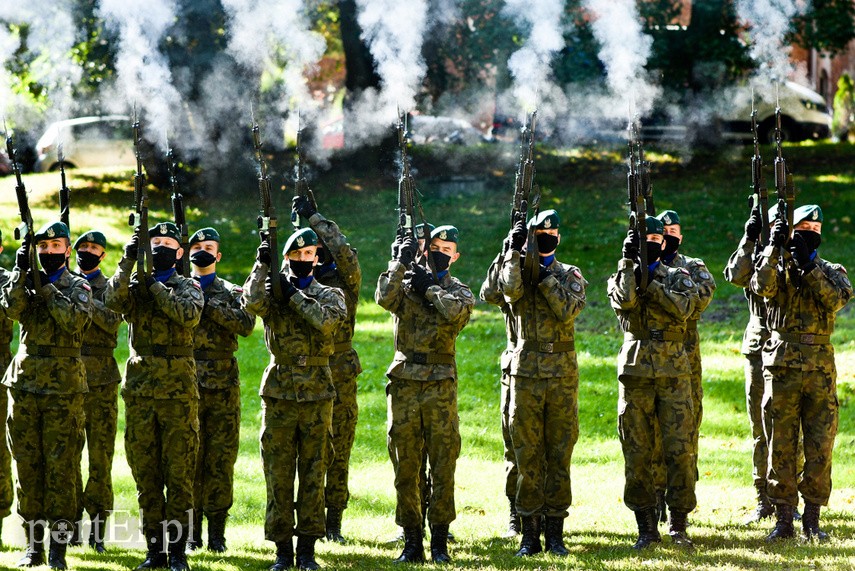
[572,269,582,279]
[460,287,474,298]
[78,293,89,302]
[682,278,694,288]
[190,289,202,300]
[81,283,92,291]
[570,282,582,293]
[679,268,690,275]
[698,270,711,280]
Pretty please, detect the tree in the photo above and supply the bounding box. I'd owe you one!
[790,0,855,56]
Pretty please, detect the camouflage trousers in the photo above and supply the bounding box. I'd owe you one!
[325,371,358,510]
[618,375,696,513]
[7,390,84,524]
[125,397,199,534]
[261,396,332,541]
[509,374,579,518]
[500,374,517,499]
[194,386,241,518]
[75,382,119,520]
[0,387,12,519]
[745,354,767,487]
[763,365,838,507]
[387,376,460,528]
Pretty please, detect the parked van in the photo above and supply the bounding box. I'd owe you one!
[35,116,134,172]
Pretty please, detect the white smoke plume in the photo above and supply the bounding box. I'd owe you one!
[0,25,21,124]
[99,0,181,148]
[735,0,802,83]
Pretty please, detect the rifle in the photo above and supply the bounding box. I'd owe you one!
[251,108,283,301]
[58,144,70,230]
[291,112,316,230]
[5,129,40,289]
[128,113,153,294]
[636,130,654,216]
[627,117,648,290]
[513,110,541,286]
[166,141,191,277]
[749,96,770,251]
[773,91,796,252]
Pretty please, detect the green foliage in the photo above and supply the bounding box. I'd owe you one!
[832,72,855,140]
[790,0,855,56]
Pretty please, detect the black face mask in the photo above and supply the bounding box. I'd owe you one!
[39,252,66,274]
[190,250,217,268]
[76,250,102,272]
[289,259,314,278]
[662,234,681,257]
[536,233,559,254]
[152,245,178,271]
[431,251,452,273]
[646,241,662,263]
[794,230,822,252]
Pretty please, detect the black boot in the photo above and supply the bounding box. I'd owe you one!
[270,539,294,571]
[393,527,424,564]
[668,511,693,547]
[18,522,46,567]
[89,513,107,553]
[207,513,227,553]
[48,540,68,570]
[135,533,168,570]
[186,511,203,552]
[744,484,775,525]
[765,503,795,542]
[68,515,83,547]
[632,508,661,550]
[543,516,569,556]
[295,534,320,570]
[514,515,542,557]
[325,508,345,544]
[502,496,521,539]
[802,502,829,542]
[168,527,190,571]
[429,524,451,563]
[656,490,668,523]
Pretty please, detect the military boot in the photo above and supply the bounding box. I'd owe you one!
[744,484,774,525]
[167,527,190,571]
[393,527,424,564]
[48,539,68,570]
[17,522,46,567]
[295,534,320,570]
[802,502,829,542]
[429,524,451,564]
[135,533,168,570]
[68,515,83,547]
[325,508,345,544]
[207,513,227,553]
[269,539,294,571]
[668,511,693,548]
[89,513,107,553]
[502,496,521,539]
[543,516,569,556]
[765,504,795,542]
[186,511,203,552]
[632,508,661,550]
[514,515,542,557]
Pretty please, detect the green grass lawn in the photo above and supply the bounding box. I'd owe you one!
[2,141,855,569]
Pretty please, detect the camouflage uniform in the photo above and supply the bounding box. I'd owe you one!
[193,276,254,525]
[498,249,586,518]
[375,260,473,529]
[1,267,91,530]
[607,258,699,514]
[309,213,362,515]
[750,247,852,507]
[242,260,346,542]
[0,266,14,524]
[104,257,204,539]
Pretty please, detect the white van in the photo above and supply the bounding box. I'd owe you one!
[35,115,134,172]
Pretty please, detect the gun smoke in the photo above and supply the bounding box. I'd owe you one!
[735,0,802,84]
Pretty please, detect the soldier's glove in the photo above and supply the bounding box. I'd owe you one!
[398,235,417,267]
[788,233,816,272]
[14,236,31,272]
[282,275,299,299]
[509,219,527,253]
[744,207,762,242]
[771,218,788,248]
[256,239,272,266]
[391,234,402,260]
[622,229,639,261]
[410,264,435,296]
[292,195,317,220]
[145,274,156,288]
[124,234,139,260]
[538,264,551,283]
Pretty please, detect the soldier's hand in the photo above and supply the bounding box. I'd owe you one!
[398,235,417,267]
[124,235,139,259]
[292,195,317,220]
[771,218,788,248]
[788,233,815,271]
[145,274,156,288]
[391,235,402,260]
[538,264,551,283]
[622,230,639,261]
[15,236,31,271]
[257,240,272,266]
[744,207,762,242]
[281,275,299,299]
[410,264,435,296]
[509,219,526,252]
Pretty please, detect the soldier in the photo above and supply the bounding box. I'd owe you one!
[105,222,204,571]
[1,221,91,569]
[292,197,362,543]
[0,229,14,548]
[73,230,122,553]
[607,216,699,549]
[243,227,346,571]
[750,204,851,541]
[375,225,474,564]
[186,227,255,552]
[498,210,586,556]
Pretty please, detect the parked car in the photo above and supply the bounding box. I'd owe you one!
[35,115,134,172]
[408,115,489,145]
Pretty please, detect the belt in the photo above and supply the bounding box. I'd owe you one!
[275,355,330,367]
[395,351,455,365]
[134,345,194,358]
[81,346,116,357]
[333,341,353,354]
[685,319,698,332]
[625,330,684,342]
[518,339,575,353]
[23,345,81,358]
[772,331,830,345]
[194,350,235,361]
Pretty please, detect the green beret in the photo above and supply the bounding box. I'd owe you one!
[73,230,107,250]
[34,221,70,242]
[794,204,823,225]
[528,209,560,230]
[283,227,318,254]
[149,221,181,242]
[645,215,664,235]
[415,223,435,241]
[657,209,680,226]
[431,225,459,244]
[189,227,220,245]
